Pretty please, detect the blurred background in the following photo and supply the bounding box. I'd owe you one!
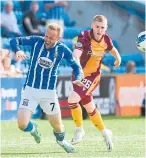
[0,0,145,120]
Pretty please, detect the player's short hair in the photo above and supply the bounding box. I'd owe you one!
[92,15,107,23]
[47,23,62,38]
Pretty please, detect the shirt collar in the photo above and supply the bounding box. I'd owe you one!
[90,29,104,43]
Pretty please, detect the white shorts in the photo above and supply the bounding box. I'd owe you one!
[19,86,61,115]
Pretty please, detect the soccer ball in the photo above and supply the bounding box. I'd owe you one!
[136,31,146,53]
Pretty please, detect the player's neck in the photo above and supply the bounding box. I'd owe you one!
[94,35,103,41]
[90,30,104,42]
[45,42,58,49]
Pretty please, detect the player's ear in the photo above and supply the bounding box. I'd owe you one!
[91,22,93,29]
[105,24,108,31]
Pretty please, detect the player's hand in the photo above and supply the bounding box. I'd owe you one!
[73,80,84,87]
[16,51,29,61]
[114,59,121,68]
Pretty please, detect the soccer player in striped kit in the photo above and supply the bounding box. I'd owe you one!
[10,23,84,153]
[68,15,121,151]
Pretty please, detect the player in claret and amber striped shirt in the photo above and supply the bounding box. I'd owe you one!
[68,15,121,151]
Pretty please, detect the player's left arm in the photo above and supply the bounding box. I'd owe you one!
[10,36,42,61]
[109,47,121,67]
[105,35,121,68]
[63,45,84,86]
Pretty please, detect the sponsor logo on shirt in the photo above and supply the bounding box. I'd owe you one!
[87,51,104,57]
[38,57,53,69]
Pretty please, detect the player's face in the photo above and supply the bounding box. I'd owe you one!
[44,28,60,48]
[91,20,107,40]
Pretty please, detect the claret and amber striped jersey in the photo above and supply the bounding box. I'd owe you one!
[75,29,113,76]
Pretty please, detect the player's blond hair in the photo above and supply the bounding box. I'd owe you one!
[92,15,107,23]
[47,23,62,38]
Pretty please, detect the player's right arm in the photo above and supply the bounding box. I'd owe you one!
[73,32,87,63]
[10,36,42,61]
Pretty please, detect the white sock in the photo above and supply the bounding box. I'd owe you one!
[58,139,65,145]
[101,128,108,137]
[76,127,83,130]
[30,125,36,134]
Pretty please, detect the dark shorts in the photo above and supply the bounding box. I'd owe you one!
[73,73,101,105]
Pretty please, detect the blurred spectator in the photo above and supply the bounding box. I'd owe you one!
[141,87,145,116]
[0,49,11,71]
[141,96,145,116]
[62,12,76,27]
[126,61,136,74]
[19,0,32,12]
[44,1,76,28]
[0,2,22,37]
[22,2,46,36]
[43,0,67,36]
[0,49,22,77]
[44,0,67,19]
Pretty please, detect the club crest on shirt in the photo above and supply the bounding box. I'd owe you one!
[38,57,53,69]
[75,42,82,48]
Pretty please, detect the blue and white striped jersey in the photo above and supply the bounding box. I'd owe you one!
[10,36,83,90]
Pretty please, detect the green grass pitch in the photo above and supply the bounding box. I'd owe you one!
[1,116,145,158]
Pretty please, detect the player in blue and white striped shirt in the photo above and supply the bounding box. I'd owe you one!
[10,23,84,153]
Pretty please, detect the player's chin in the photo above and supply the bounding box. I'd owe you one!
[97,33,102,35]
[45,42,51,47]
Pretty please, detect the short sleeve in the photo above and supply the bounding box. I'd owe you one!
[104,34,114,51]
[74,33,84,51]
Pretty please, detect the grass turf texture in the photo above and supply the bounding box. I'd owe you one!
[1,116,145,158]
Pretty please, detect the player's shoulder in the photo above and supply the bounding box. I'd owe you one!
[57,41,69,49]
[32,36,45,44]
[29,35,44,42]
[57,41,72,54]
[79,30,90,38]
[103,34,113,50]
[103,33,112,40]
[57,41,64,46]
[33,35,44,40]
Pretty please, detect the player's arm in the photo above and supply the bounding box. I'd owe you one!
[109,47,121,67]
[105,35,121,68]
[72,34,86,86]
[73,32,86,63]
[10,36,41,61]
[72,49,84,86]
[64,45,84,87]
[73,49,82,63]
